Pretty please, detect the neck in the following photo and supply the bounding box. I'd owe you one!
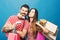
[30,17,33,23]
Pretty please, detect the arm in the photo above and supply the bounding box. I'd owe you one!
[2,16,14,32]
[17,29,27,38]
[17,20,29,38]
[36,22,49,34]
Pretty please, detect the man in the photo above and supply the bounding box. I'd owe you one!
[2,4,29,39]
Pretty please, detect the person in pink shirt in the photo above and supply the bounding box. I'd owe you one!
[27,8,46,40]
[2,4,30,40]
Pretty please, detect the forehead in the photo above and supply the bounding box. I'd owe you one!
[31,9,35,12]
[21,7,28,11]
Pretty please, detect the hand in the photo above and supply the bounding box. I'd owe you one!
[43,27,49,34]
[36,21,49,33]
[2,23,13,32]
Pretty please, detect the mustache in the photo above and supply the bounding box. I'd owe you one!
[22,13,26,15]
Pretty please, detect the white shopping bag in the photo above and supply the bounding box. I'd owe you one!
[45,21,57,34]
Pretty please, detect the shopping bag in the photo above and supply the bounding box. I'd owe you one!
[8,24,21,40]
[8,33,20,40]
[36,19,58,40]
[36,32,45,40]
[42,29,58,40]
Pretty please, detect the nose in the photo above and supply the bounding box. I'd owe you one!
[23,11,26,13]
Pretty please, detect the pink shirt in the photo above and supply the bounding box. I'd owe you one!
[6,15,29,37]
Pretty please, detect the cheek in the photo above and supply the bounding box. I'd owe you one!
[32,14,34,17]
[29,13,31,16]
[29,13,31,17]
[29,13,34,17]
[32,13,35,17]
[20,10,23,13]
[25,12,28,15]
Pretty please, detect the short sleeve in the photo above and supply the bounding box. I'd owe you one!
[5,16,12,26]
[6,16,16,24]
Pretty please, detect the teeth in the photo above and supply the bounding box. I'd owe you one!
[22,16,25,19]
[16,21,21,24]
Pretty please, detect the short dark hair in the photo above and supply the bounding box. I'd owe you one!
[21,4,29,9]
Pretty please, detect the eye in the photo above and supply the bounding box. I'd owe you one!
[25,10,27,12]
[22,10,24,11]
[31,11,34,13]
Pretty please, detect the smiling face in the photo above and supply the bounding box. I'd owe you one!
[20,7,28,16]
[29,9,35,18]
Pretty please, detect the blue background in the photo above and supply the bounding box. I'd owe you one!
[0,0,60,40]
